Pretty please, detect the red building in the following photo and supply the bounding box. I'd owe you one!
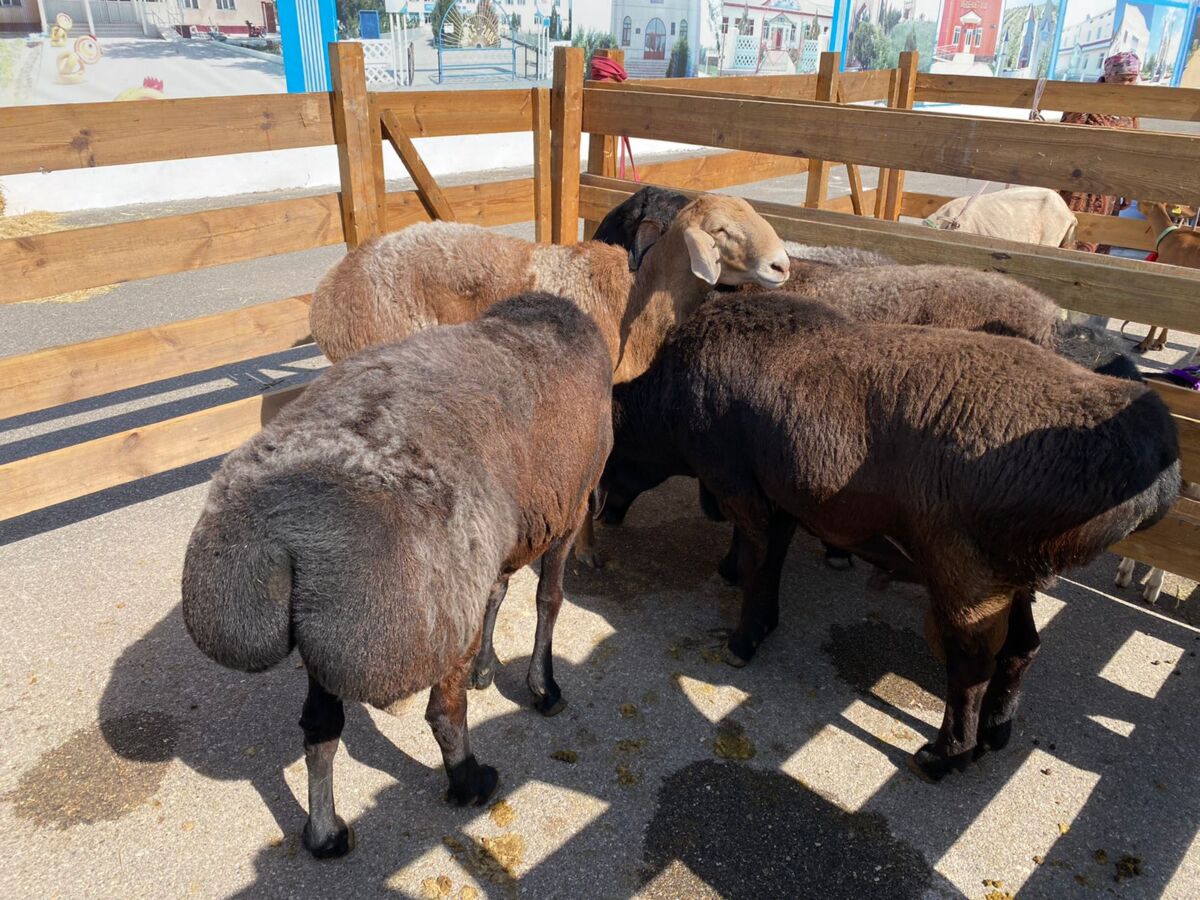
[936,0,1002,60]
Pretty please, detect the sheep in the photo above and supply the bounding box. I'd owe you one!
[181,294,614,859]
[309,193,791,381]
[923,186,1078,249]
[598,291,1180,782]
[590,184,690,270]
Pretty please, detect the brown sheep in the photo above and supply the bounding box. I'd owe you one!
[181,294,613,859]
[599,292,1180,782]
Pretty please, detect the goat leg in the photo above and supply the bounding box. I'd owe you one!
[528,534,573,716]
[469,574,510,690]
[1151,327,1169,351]
[975,588,1040,758]
[428,630,499,807]
[725,511,796,667]
[299,674,354,859]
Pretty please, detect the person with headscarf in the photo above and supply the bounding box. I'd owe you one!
[1059,51,1142,253]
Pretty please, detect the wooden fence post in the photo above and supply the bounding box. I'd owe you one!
[551,46,585,244]
[583,48,624,239]
[330,41,383,248]
[804,52,841,210]
[881,51,919,221]
[532,87,553,243]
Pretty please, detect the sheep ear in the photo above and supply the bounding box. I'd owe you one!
[631,220,665,269]
[683,226,721,284]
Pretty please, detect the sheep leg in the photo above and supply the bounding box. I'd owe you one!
[299,674,355,859]
[909,601,1005,783]
[528,536,572,717]
[725,511,796,667]
[1151,328,1169,351]
[717,529,741,585]
[428,634,499,807]
[1115,556,1136,588]
[573,512,604,570]
[469,575,510,690]
[976,588,1040,757]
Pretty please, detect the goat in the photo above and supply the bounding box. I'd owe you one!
[1120,202,1200,353]
[923,186,1078,248]
[181,294,613,859]
[600,291,1180,782]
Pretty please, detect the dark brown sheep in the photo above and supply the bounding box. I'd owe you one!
[598,292,1179,782]
[181,294,613,858]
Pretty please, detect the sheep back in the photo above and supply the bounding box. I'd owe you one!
[183,294,613,708]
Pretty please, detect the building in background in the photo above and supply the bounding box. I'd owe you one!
[611,0,702,77]
[935,0,1003,68]
[1055,5,1115,79]
[713,0,833,74]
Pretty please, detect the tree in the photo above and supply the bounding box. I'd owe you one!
[666,37,690,77]
[850,21,890,70]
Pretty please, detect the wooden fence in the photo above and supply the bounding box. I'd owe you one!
[3,43,1199,585]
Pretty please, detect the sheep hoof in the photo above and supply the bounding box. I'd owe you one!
[722,639,755,668]
[824,553,853,572]
[574,548,606,570]
[303,816,355,859]
[533,691,567,717]
[469,662,496,690]
[445,759,500,807]
[906,744,972,784]
[716,556,740,585]
[1114,571,1132,588]
[976,719,1013,755]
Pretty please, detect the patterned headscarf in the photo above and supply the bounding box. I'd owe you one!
[1103,52,1141,80]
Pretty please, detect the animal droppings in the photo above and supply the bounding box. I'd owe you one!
[549,750,578,764]
[620,703,638,718]
[458,887,481,900]
[1093,849,1108,865]
[713,721,756,761]
[1057,822,1070,835]
[616,740,644,753]
[616,764,640,786]
[479,834,525,879]
[420,875,454,898]
[1114,855,1143,882]
[488,800,515,828]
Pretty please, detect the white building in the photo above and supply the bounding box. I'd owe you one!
[1056,7,1115,81]
[611,0,702,77]
[713,0,833,75]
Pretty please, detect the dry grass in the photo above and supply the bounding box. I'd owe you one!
[0,210,116,304]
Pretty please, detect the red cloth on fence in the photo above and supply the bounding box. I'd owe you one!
[589,56,639,182]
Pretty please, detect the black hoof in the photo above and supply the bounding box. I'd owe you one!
[303,816,355,859]
[469,661,496,691]
[446,758,500,807]
[533,691,567,717]
[906,743,973,784]
[723,638,755,668]
[976,719,1013,755]
[824,554,853,571]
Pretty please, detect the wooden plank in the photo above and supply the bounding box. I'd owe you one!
[916,73,1200,123]
[882,52,918,221]
[900,191,1159,251]
[1112,498,1200,584]
[0,194,344,305]
[0,385,304,522]
[330,42,383,248]
[580,176,1200,333]
[369,103,389,233]
[0,296,313,420]
[581,87,1200,205]
[805,53,841,210]
[532,87,553,243]
[824,190,878,214]
[845,164,866,216]
[875,70,901,219]
[384,177,535,230]
[367,89,534,137]
[1175,416,1200,485]
[607,73,817,99]
[637,151,807,191]
[0,93,335,177]
[381,109,455,221]
[839,68,898,103]
[551,46,584,244]
[1151,380,1200,423]
[583,48,623,240]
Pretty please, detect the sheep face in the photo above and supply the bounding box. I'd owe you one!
[676,195,790,288]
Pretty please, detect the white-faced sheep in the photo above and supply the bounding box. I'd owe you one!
[923,186,1078,249]
[181,294,613,858]
[599,291,1180,782]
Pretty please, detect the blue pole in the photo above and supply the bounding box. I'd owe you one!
[277,0,338,92]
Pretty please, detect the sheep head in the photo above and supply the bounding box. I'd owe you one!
[674,195,790,288]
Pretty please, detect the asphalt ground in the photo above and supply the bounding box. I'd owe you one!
[2,162,1199,899]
